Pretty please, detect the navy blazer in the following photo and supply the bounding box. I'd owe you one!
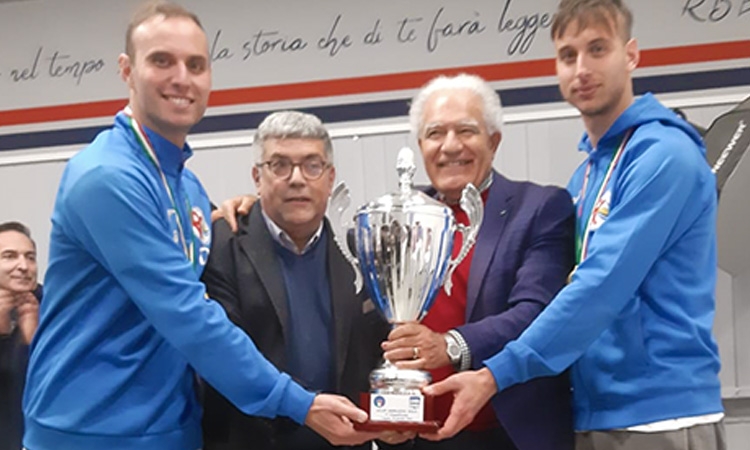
[432,171,576,450]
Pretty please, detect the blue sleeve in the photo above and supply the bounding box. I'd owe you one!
[485,136,705,390]
[63,166,314,423]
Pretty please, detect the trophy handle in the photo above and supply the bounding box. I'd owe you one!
[330,182,363,293]
[443,183,484,295]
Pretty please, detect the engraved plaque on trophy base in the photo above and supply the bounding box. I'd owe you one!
[353,364,440,433]
[353,392,440,433]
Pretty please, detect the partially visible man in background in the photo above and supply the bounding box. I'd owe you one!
[0,221,40,450]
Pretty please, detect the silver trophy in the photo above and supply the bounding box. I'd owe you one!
[330,147,483,431]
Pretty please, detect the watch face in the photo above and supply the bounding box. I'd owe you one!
[446,338,461,360]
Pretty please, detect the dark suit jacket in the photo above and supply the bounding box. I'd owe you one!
[200,203,388,450]
[431,171,576,450]
[0,285,42,450]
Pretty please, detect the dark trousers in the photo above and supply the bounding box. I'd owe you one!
[410,427,518,450]
[272,424,369,450]
[204,416,370,450]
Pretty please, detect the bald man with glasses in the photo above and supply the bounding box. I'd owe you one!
[200,111,393,450]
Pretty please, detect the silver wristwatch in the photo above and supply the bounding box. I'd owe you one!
[444,329,471,371]
[444,332,462,366]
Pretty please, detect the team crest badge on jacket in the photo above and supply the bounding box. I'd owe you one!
[191,207,211,245]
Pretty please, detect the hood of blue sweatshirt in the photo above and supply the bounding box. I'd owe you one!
[578,93,705,158]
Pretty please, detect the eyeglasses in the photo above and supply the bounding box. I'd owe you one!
[258,157,330,180]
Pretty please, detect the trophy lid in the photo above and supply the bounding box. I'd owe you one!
[356,147,452,219]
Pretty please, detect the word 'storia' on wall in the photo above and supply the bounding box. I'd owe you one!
[0,0,747,137]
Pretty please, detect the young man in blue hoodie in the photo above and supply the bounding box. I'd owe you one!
[22,2,379,450]
[422,1,726,449]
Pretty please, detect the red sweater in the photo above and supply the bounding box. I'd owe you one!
[421,195,497,432]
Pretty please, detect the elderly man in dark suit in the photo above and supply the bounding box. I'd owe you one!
[200,111,389,450]
[381,74,575,450]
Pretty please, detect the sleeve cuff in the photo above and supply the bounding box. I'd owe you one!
[482,342,529,392]
[276,374,316,425]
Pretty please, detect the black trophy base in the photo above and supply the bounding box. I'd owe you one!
[353,392,441,433]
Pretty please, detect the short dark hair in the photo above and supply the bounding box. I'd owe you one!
[0,221,35,247]
[550,0,633,42]
[125,1,204,59]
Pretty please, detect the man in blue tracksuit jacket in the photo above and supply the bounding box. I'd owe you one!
[423,1,725,449]
[22,3,377,450]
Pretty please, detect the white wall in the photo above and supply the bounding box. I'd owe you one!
[2,89,749,449]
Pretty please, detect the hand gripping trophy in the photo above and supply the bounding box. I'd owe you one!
[330,147,483,432]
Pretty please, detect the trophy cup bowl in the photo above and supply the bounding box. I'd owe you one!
[330,147,483,432]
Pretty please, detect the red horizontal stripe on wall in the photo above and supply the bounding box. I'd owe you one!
[1,40,749,128]
[209,58,553,106]
[640,40,750,66]
[0,99,129,128]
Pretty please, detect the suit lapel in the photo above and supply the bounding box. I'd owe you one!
[238,204,290,340]
[466,172,513,319]
[326,219,358,387]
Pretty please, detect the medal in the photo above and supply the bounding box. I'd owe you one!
[123,107,197,268]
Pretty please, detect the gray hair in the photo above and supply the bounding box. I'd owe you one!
[254,111,333,162]
[0,221,35,248]
[409,74,504,138]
